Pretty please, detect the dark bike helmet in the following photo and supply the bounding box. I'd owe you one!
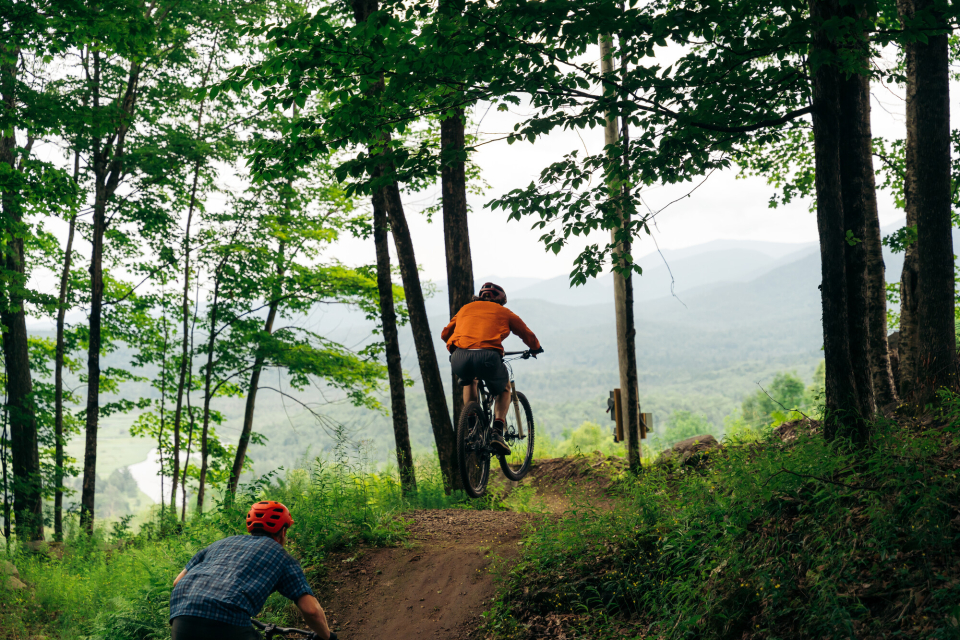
[478,282,507,305]
[246,500,294,535]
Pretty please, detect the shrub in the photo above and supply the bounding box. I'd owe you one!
[487,412,960,639]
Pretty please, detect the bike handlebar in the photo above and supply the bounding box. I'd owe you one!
[251,619,315,639]
[503,348,544,359]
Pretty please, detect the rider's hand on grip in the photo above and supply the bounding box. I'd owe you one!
[531,346,544,358]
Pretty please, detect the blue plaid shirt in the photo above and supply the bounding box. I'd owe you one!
[169,535,314,627]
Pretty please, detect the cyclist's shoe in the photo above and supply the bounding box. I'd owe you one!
[491,420,511,455]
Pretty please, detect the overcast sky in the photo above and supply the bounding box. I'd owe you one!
[26,44,955,328]
[332,72,924,286]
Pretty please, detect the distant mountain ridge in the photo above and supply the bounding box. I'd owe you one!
[57,222,960,483]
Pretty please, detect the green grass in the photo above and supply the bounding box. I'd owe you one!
[0,443,468,640]
[485,404,960,640]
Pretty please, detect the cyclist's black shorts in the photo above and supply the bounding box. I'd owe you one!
[171,616,261,640]
[451,348,509,395]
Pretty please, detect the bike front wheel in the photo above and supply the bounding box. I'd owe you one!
[499,391,535,481]
[457,401,491,498]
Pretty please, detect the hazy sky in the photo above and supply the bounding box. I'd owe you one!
[332,77,921,285]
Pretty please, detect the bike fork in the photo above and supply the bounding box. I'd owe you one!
[511,388,525,438]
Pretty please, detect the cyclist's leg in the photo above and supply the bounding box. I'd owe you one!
[481,354,511,419]
[493,382,512,421]
[463,379,479,405]
[452,349,480,408]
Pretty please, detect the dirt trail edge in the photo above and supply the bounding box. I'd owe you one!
[316,510,540,640]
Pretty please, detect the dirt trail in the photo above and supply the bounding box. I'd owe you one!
[316,510,540,640]
[315,455,622,640]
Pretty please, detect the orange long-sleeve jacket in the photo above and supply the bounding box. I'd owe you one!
[441,300,541,355]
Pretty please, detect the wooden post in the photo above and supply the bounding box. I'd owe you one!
[600,33,641,472]
[640,412,651,439]
[614,388,624,442]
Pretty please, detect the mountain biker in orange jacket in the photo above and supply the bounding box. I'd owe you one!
[169,501,336,640]
[441,282,543,454]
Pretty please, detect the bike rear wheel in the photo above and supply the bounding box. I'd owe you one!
[457,401,491,498]
[499,391,535,481]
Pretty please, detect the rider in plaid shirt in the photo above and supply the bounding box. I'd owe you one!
[170,501,337,640]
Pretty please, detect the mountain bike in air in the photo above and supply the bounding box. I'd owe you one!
[457,349,537,498]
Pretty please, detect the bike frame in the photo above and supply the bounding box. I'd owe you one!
[475,351,527,440]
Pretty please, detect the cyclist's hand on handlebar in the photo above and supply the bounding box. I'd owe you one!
[528,346,544,359]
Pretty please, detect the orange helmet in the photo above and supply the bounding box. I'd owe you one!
[245,500,294,535]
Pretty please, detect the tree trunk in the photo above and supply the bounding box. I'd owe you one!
[170,208,195,510]
[903,0,956,401]
[600,33,641,470]
[195,224,242,512]
[351,0,459,491]
[382,182,460,491]
[227,248,284,495]
[836,25,876,423]
[180,282,201,521]
[0,268,44,541]
[227,355,267,495]
[0,58,43,541]
[898,7,920,397]
[173,42,217,510]
[833,10,896,410]
[2,406,9,540]
[864,197,898,408]
[899,243,920,397]
[81,190,107,533]
[196,278,220,513]
[80,53,140,533]
[438,0,475,428]
[373,183,417,494]
[809,0,867,441]
[180,403,194,521]
[441,110,475,428]
[158,318,169,517]
[54,212,77,541]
